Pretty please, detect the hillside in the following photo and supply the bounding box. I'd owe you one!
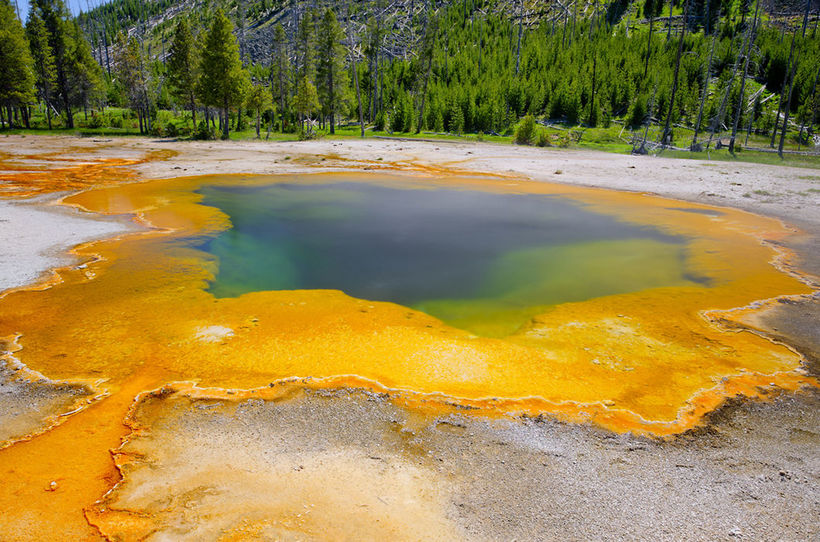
[78,0,818,66]
[6,0,819,153]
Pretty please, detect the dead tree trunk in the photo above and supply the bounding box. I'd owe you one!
[802,0,811,37]
[729,0,759,153]
[515,0,523,76]
[347,0,365,137]
[771,28,797,147]
[661,0,689,147]
[692,6,720,150]
[644,15,654,79]
[778,49,799,157]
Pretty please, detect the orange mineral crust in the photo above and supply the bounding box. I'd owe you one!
[0,160,817,541]
[0,147,175,198]
[0,172,815,431]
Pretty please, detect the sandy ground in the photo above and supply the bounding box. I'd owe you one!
[0,135,818,540]
[90,386,820,541]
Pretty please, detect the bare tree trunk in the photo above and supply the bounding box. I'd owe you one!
[347,0,365,137]
[771,29,797,146]
[802,0,811,37]
[805,67,820,143]
[190,93,197,129]
[661,0,689,147]
[589,50,598,124]
[778,50,799,157]
[515,0,523,76]
[104,27,112,77]
[692,7,719,150]
[644,16,654,79]
[635,85,658,154]
[562,6,568,47]
[666,0,673,42]
[416,9,437,134]
[478,13,484,70]
[729,0,759,153]
[706,34,743,150]
[368,57,374,122]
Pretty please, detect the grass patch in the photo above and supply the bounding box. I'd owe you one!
[2,112,818,170]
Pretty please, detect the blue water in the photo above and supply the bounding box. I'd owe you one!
[197,178,703,334]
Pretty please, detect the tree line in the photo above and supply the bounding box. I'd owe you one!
[1,0,818,153]
[1,0,102,129]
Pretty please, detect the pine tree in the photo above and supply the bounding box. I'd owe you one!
[168,19,198,127]
[197,9,248,140]
[67,20,103,121]
[364,1,385,122]
[293,74,319,135]
[643,0,661,78]
[32,0,74,127]
[415,11,438,134]
[245,81,272,138]
[114,32,152,133]
[0,0,35,128]
[26,7,57,129]
[345,0,365,137]
[316,8,347,134]
[295,9,316,84]
[660,0,689,146]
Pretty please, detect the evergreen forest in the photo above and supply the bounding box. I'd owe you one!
[1,0,819,158]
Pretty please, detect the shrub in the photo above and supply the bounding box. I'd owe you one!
[87,113,105,129]
[601,108,612,128]
[193,120,213,140]
[515,114,536,145]
[628,95,648,128]
[434,109,444,132]
[586,104,600,127]
[374,110,386,131]
[536,129,549,147]
[557,133,572,148]
[149,123,165,137]
[298,122,320,140]
[165,122,179,138]
[450,103,464,135]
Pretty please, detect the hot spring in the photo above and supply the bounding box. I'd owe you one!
[199,179,707,336]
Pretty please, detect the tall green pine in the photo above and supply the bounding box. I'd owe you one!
[0,0,35,128]
[168,19,198,127]
[316,8,347,134]
[197,9,248,139]
[32,0,74,127]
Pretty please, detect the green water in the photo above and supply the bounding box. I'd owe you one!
[198,178,704,336]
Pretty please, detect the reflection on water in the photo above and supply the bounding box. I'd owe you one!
[200,182,704,335]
